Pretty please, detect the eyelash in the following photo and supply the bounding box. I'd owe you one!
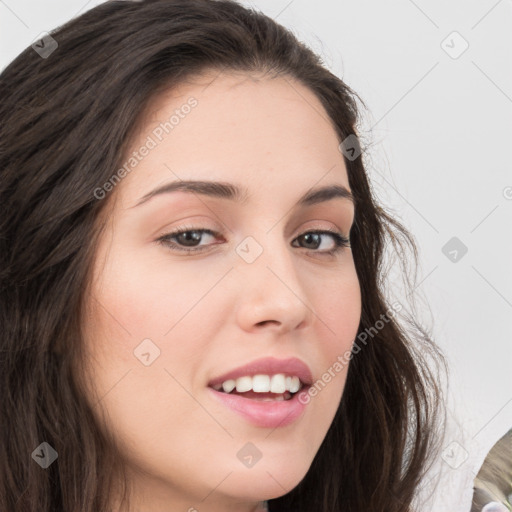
[156,225,351,256]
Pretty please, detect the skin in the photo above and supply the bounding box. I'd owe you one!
[82,70,362,512]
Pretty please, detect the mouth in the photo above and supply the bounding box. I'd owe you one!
[209,374,308,402]
[206,358,313,428]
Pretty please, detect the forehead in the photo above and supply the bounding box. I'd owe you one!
[114,70,349,208]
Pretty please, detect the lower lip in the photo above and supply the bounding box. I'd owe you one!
[207,386,310,428]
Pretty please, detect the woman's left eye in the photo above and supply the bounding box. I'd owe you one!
[156,226,350,255]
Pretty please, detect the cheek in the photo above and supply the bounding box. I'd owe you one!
[84,244,231,392]
[295,263,361,440]
[82,248,218,456]
[89,244,219,347]
[313,263,362,356]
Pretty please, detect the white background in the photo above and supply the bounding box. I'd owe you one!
[1,1,511,510]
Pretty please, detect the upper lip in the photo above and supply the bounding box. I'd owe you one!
[207,357,313,388]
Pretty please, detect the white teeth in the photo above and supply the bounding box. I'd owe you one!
[235,376,252,393]
[270,374,286,394]
[289,376,300,393]
[221,379,236,393]
[252,374,270,392]
[215,373,303,394]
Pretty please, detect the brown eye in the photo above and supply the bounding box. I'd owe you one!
[157,227,219,253]
[292,230,350,255]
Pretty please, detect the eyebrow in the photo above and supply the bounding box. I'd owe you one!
[132,180,355,208]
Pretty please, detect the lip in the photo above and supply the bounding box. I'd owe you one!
[207,386,311,428]
[207,356,314,388]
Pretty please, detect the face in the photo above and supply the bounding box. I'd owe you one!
[82,70,361,512]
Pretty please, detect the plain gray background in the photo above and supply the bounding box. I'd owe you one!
[1,1,511,509]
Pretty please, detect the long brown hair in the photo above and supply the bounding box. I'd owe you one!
[0,1,446,510]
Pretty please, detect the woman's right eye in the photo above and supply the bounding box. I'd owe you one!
[156,227,220,254]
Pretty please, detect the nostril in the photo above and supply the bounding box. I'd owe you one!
[256,320,280,327]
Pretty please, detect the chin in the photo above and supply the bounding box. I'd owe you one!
[222,457,311,501]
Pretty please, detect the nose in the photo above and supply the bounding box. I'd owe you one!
[233,234,313,334]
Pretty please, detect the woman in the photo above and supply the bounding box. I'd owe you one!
[0,0,446,510]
